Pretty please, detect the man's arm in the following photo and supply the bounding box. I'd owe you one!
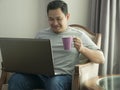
[73,37,105,64]
[80,47,105,63]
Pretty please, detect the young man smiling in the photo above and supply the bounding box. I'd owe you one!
[8,0,104,90]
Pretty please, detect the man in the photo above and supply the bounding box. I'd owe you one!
[8,0,105,90]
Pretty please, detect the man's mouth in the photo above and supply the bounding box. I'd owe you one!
[53,26,60,30]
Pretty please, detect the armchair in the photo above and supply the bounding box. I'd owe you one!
[70,24,101,90]
[0,24,101,90]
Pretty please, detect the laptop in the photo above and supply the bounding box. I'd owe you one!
[0,37,54,76]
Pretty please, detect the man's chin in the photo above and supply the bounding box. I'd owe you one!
[52,28,61,33]
[53,30,61,33]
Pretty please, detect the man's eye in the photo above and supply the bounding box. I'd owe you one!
[49,18,54,21]
[57,18,62,21]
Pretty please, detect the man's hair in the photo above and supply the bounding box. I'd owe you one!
[47,0,68,15]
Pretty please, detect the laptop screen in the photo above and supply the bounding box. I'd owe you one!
[0,38,54,76]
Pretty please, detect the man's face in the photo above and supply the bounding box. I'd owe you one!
[48,8,70,33]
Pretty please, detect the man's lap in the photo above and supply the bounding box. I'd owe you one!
[8,73,72,90]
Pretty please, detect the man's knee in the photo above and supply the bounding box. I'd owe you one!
[46,75,71,90]
[8,73,27,84]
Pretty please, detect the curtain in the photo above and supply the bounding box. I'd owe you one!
[89,0,120,75]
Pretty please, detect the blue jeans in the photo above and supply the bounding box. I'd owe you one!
[8,73,72,90]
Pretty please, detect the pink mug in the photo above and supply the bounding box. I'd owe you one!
[62,37,73,50]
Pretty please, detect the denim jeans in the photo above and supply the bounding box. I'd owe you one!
[8,73,72,90]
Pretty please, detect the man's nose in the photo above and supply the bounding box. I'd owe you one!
[53,20,58,25]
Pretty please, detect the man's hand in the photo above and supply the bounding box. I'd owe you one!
[73,37,84,52]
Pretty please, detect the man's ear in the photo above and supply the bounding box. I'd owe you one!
[66,13,70,20]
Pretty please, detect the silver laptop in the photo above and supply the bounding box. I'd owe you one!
[0,38,54,76]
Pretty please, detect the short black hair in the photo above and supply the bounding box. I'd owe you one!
[47,0,68,15]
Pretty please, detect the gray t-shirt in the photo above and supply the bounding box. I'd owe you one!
[35,26,99,75]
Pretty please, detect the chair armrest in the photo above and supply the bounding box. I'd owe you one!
[0,70,8,90]
[72,62,99,90]
[78,62,99,83]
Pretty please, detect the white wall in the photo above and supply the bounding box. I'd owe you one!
[0,0,90,75]
[64,0,91,27]
[0,0,48,38]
